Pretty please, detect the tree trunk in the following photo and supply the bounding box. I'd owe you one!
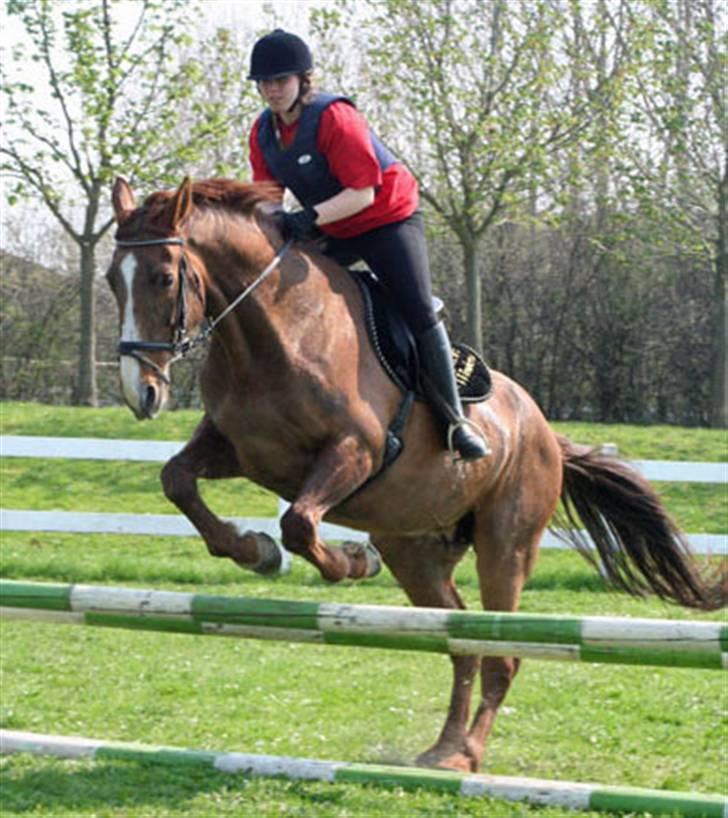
[463,239,483,354]
[76,240,97,406]
[710,157,727,427]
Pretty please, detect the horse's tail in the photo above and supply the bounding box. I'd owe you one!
[556,436,726,611]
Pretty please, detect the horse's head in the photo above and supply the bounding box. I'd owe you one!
[107,177,206,419]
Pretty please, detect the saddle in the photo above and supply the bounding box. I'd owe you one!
[351,268,492,403]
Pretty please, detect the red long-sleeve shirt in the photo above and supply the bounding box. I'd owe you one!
[249,100,418,238]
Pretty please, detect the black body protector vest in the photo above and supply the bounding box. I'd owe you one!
[257,93,397,208]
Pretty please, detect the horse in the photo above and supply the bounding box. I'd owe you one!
[106,176,724,773]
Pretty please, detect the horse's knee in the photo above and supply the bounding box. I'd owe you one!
[480,656,520,705]
[280,506,317,554]
[161,457,195,506]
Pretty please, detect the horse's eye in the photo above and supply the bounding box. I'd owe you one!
[158,273,175,289]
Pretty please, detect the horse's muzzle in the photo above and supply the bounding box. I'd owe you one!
[140,382,163,419]
[120,354,168,420]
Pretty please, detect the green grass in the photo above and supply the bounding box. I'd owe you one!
[549,421,728,462]
[0,401,277,517]
[2,403,725,532]
[1,546,726,818]
[0,402,726,818]
[0,458,277,517]
[1,402,202,440]
[552,421,727,534]
[3,402,725,457]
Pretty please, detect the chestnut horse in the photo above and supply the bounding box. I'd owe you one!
[107,177,723,773]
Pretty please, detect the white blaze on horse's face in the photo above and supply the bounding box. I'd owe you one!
[118,252,169,419]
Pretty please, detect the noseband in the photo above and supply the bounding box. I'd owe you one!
[114,235,292,383]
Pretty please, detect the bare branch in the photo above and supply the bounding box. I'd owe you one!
[34,3,89,196]
[0,146,80,241]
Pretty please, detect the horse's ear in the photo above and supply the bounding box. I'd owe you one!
[163,176,193,231]
[112,177,136,225]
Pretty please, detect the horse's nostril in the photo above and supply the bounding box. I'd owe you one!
[143,384,158,415]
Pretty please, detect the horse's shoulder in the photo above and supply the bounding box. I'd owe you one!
[301,248,364,303]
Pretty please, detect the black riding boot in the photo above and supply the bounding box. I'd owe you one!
[417,321,490,460]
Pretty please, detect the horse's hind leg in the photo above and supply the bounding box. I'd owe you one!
[462,518,545,771]
[280,435,380,582]
[455,418,563,770]
[373,534,481,773]
[161,415,287,574]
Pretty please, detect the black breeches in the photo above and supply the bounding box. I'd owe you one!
[323,211,437,335]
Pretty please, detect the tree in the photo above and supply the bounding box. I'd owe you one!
[1,0,239,404]
[175,25,262,180]
[360,0,629,352]
[613,0,727,426]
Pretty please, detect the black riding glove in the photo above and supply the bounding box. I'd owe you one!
[278,206,320,241]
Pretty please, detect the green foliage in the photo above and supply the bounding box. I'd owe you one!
[4,0,725,423]
[1,0,262,237]
[617,0,724,251]
[361,0,627,236]
[1,0,261,405]
[350,0,639,349]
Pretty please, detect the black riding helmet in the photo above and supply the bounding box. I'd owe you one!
[248,29,313,81]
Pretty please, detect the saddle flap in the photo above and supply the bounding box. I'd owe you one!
[351,269,492,403]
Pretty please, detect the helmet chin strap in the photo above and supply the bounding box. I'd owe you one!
[286,73,307,114]
[286,95,301,115]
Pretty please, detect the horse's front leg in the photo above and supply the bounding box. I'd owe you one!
[161,415,289,575]
[280,435,380,582]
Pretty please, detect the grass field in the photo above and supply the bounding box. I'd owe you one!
[2,403,726,530]
[0,402,726,817]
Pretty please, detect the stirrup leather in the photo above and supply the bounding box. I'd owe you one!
[446,417,492,457]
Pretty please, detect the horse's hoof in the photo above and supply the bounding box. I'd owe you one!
[416,746,478,773]
[341,540,382,579]
[246,531,292,576]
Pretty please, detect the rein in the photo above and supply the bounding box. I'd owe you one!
[115,235,293,380]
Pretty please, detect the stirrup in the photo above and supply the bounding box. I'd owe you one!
[446,417,492,458]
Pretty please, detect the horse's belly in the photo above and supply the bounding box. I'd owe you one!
[325,458,485,536]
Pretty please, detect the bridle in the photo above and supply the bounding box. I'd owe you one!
[114,235,293,383]
[115,236,190,383]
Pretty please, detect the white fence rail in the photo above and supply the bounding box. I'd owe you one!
[1,435,726,555]
[1,435,184,463]
[3,435,726,483]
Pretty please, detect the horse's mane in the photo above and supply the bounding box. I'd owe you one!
[115,178,283,239]
[144,178,283,216]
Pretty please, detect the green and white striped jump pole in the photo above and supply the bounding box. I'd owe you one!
[1,580,725,670]
[1,730,725,818]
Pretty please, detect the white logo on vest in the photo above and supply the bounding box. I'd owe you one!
[297,154,312,165]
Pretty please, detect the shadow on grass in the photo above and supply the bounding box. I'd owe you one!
[524,571,609,593]
[1,759,356,816]
[2,760,229,814]
[454,563,609,594]
[1,560,609,595]
[1,757,506,818]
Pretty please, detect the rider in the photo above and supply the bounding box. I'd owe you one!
[247,29,489,460]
